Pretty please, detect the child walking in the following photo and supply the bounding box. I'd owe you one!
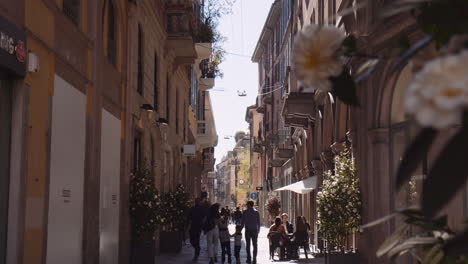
[233,225,243,264]
[219,216,232,264]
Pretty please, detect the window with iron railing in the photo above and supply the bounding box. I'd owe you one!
[63,0,80,25]
[197,121,207,135]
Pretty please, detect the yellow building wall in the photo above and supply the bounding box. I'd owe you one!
[23,0,55,263]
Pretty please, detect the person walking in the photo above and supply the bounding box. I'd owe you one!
[188,198,207,262]
[233,207,242,225]
[218,216,232,264]
[241,201,260,264]
[233,225,243,264]
[204,203,221,264]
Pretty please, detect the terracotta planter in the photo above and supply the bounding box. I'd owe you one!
[130,239,155,264]
[325,253,361,264]
[159,231,182,253]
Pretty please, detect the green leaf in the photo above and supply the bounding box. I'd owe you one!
[330,69,359,106]
[422,128,468,218]
[443,229,468,259]
[396,128,437,190]
[377,225,410,257]
[391,36,433,75]
[355,58,380,83]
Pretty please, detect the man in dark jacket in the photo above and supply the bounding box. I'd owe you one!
[241,201,261,264]
[188,198,206,261]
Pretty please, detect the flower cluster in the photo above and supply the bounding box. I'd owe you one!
[129,166,161,240]
[317,149,361,251]
[405,50,468,128]
[293,24,346,93]
[265,196,281,217]
[157,184,192,232]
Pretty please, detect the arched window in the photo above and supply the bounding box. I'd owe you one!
[107,0,116,65]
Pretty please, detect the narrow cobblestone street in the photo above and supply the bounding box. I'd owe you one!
[156,225,324,264]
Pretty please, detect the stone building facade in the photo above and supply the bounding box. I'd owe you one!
[0,0,218,263]
[250,0,468,263]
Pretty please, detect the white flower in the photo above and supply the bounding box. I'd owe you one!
[293,24,345,92]
[405,50,468,128]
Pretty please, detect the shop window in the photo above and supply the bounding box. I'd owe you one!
[176,90,179,134]
[63,0,80,25]
[107,0,117,66]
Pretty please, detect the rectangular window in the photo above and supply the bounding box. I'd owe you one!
[133,132,141,172]
[166,75,170,123]
[63,0,80,25]
[154,54,158,111]
[107,0,117,65]
[176,90,179,134]
[137,25,143,95]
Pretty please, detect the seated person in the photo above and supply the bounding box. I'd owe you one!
[290,216,311,259]
[268,217,289,260]
[281,213,294,234]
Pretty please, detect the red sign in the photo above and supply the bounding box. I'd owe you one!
[15,40,25,62]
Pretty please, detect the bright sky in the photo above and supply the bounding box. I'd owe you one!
[212,0,274,165]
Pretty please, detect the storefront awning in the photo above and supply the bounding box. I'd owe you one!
[274,176,317,194]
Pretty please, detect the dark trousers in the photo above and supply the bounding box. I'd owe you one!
[245,230,258,262]
[234,245,241,259]
[221,241,232,263]
[189,229,201,256]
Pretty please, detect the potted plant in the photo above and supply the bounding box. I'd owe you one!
[129,165,160,264]
[158,184,192,253]
[317,149,362,264]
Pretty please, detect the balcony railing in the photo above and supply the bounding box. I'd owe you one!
[164,0,193,10]
[200,59,215,78]
[166,13,193,38]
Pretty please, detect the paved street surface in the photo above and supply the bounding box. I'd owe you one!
[156,225,324,264]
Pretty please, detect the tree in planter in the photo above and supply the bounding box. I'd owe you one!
[317,149,361,252]
[158,184,192,232]
[129,164,160,264]
[129,164,160,241]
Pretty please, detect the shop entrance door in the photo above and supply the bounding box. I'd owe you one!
[0,76,12,264]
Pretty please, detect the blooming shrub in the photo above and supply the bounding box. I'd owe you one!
[129,165,160,240]
[158,184,192,232]
[265,196,281,217]
[317,149,361,252]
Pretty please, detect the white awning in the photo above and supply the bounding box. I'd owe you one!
[274,176,317,194]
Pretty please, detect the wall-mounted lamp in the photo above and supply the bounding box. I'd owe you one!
[156,118,168,125]
[141,104,155,112]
